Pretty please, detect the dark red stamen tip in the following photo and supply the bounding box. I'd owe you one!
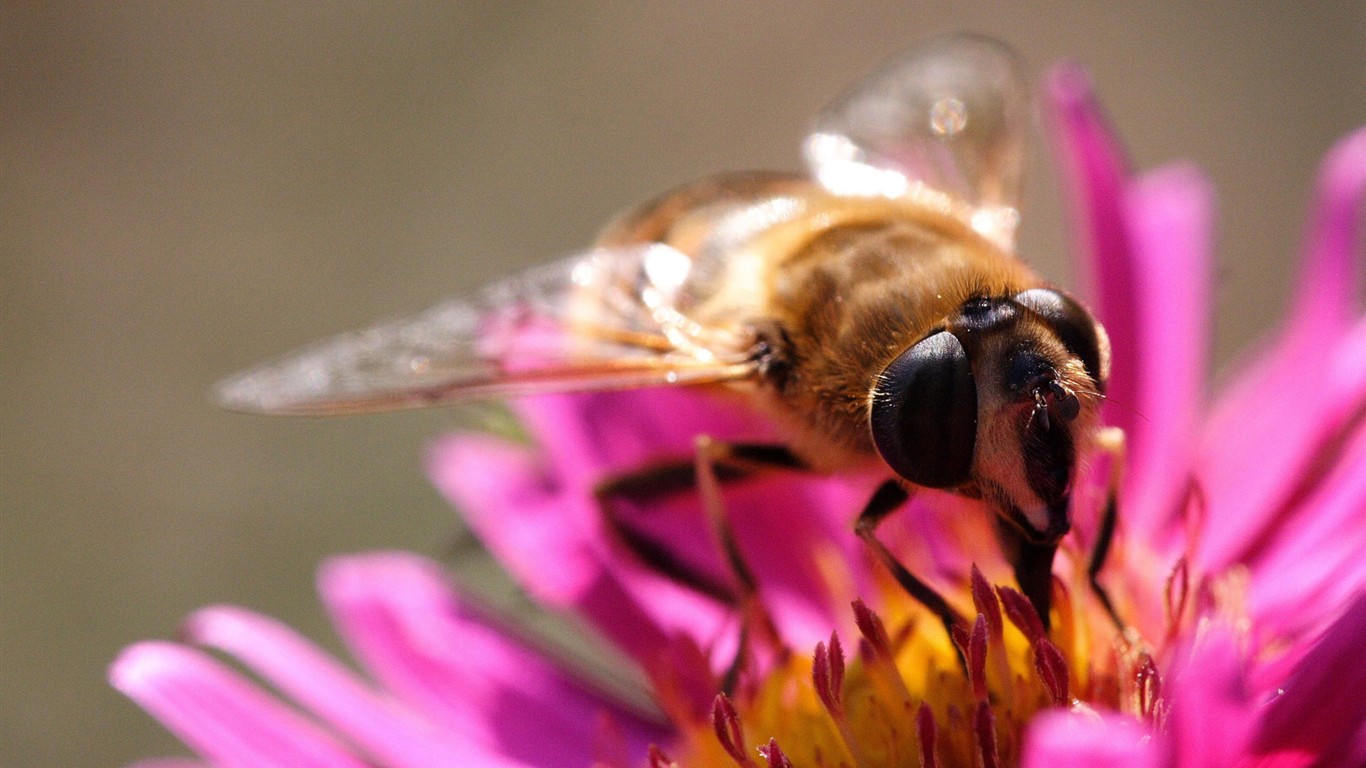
[812,633,845,716]
[852,599,894,661]
[828,632,845,692]
[917,703,940,768]
[1165,557,1190,630]
[759,737,793,768]
[1035,638,1070,707]
[950,622,971,666]
[997,585,1045,643]
[974,701,1000,768]
[648,744,677,768]
[712,693,756,767]
[970,614,989,701]
[1136,653,1162,721]
[970,565,1004,640]
[813,641,834,713]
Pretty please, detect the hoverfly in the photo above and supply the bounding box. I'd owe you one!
[216,35,1113,632]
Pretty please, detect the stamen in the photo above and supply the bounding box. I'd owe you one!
[1165,557,1190,640]
[814,632,866,767]
[1035,638,1071,707]
[1135,653,1162,723]
[969,615,989,702]
[648,744,678,768]
[950,622,971,665]
[757,738,793,768]
[852,600,915,707]
[974,701,1000,768]
[997,585,1046,644]
[812,633,845,717]
[712,694,757,768]
[916,703,940,768]
[852,599,895,663]
[970,566,1004,641]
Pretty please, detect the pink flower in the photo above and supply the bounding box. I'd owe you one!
[111,553,668,768]
[113,64,1366,767]
[1017,64,1366,767]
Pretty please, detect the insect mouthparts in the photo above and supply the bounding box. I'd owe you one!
[1048,380,1082,421]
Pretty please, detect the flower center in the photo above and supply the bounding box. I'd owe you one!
[646,546,1200,768]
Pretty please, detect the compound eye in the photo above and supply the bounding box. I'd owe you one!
[1014,288,1107,389]
[870,330,977,488]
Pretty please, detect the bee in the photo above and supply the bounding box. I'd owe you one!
[216,35,1112,632]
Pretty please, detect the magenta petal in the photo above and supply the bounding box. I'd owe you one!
[318,552,666,768]
[1196,312,1366,573]
[1166,628,1256,768]
[1244,410,1366,643]
[427,432,729,663]
[1117,165,1214,540]
[110,642,369,768]
[513,387,781,482]
[1022,710,1158,768]
[1047,65,1217,545]
[1287,128,1366,347]
[1251,592,1366,765]
[1044,64,1143,440]
[426,434,600,602]
[1196,129,1366,569]
[184,605,499,768]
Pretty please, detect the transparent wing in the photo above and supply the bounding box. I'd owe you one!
[214,244,760,415]
[802,33,1027,250]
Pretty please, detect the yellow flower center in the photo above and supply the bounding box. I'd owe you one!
[646,526,1205,768]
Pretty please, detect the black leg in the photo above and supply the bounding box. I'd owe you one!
[994,518,1058,631]
[1087,427,1126,629]
[1087,493,1122,629]
[595,459,739,604]
[592,441,808,605]
[855,480,967,639]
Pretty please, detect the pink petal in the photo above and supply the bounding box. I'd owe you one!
[427,431,730,663]
[427,434,602,602]
[110,642,369,768]
[513,387,782,483]
[184,605,501,768]
[1044,64,1142,436]
[1244,403,1366,643]
[318,552,666,768]
[1022,710,1159,768]
[1166,627,1256,767]
[1250,592,1366,765]
[1197,338,1366,578]
[1196,129,1366,570]
[1117,165,1214,541]
[1046,66,1215,545]
[1287,128,1366,347]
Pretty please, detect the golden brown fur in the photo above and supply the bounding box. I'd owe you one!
[597,172,1061,476]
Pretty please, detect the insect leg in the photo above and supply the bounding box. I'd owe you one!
[993,519,1059,631]
[694,435,799,689]
[1087,426,1126,629]
[854,480,968,639]
[592,442,808,606]
[594,459,740,604]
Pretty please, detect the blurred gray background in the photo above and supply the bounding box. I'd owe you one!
[3,3,1363,766]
